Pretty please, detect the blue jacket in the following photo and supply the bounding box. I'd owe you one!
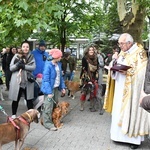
[41,60,65,95]
[31,48,49,77]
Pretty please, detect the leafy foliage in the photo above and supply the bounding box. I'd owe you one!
[0,0,149,53]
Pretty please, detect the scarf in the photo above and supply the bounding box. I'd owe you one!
[86,54,97,66]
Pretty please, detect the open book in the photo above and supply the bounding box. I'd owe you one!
[110,64,132,71]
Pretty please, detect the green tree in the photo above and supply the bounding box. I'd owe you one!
[0,0,105,52]
[0,0,61,47]
[117,0,150,44]
[31,0,105,53]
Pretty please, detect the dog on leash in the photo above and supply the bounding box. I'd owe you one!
[52,101,70,129]
[65,80,80,99]
[0,109,39,150]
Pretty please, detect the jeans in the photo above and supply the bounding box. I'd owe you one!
[63,72,74,81]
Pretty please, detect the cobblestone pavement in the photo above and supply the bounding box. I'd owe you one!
[0,89,150,150]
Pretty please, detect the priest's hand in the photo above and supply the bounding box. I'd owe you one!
[119,70,127,75]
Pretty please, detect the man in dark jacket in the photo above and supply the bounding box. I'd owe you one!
[1,47,17,90]
[61,52,76,81]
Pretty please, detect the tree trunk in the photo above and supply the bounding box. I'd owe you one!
[123,9,146,44]
[60,29,66,54]
[59,14,67,54]
[117,0,146,44]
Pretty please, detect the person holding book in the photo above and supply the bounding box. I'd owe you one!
[104,33,149,149]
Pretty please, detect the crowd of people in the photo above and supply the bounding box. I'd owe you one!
[0,33,150,149]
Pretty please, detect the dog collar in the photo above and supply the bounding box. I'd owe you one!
[25,112,33,122]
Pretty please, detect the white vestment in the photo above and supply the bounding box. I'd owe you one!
[110,44,145,145]
[110,71,144,144]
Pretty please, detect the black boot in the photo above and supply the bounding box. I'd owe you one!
[130,144,139,149]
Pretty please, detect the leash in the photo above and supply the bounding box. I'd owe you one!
[47,94,57,104]
[0,105,9,116]
[47,97,57,104]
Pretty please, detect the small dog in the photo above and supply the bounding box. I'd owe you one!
[0,109,39,150]
[65,80,80,99]
[52,101,70,129]
[81,81,104,114]
[81,82,95,95]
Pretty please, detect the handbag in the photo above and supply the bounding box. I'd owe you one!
[27,72,35,83]
[88,63,97,72]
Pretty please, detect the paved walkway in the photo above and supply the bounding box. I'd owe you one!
[0,89,150,150]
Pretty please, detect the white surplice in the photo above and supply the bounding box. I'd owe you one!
[110,44,144,145]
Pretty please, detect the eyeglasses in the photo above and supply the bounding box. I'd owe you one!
[118,42,128,47]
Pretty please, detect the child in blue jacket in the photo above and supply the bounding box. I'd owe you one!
[41,49,66,131]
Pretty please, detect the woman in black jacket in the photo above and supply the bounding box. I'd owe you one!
[80,45,98,111]
[5,47,17,90]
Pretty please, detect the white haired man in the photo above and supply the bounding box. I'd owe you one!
[104,33,149,149]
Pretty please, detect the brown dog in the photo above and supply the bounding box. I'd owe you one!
[0,109,39,150]
[52,101,70,129]
[65,80,80,99]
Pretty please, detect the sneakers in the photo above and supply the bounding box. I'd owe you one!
[11,115,17,119]
[49,127,58,131]
[1,98,5,101]
[24,99,27,106]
